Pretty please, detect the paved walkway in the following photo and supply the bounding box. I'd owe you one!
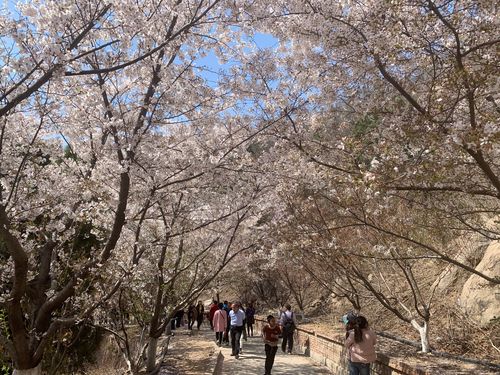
[218,334,332,375]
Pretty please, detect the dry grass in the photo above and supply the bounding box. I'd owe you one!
[79,327,218,375]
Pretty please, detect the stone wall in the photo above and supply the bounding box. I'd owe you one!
[256,319,456,375]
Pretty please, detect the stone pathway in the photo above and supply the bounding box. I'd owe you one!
[218,334,332,375]
[155,322,332,374]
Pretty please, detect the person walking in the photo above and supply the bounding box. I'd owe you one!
[223,301,231,345]
[174,308,185,328]
[229,302,245,359]
[187,304,197,330]
[262,315,281,375]
[196,300,204,330]
[239,304,247,353]
[213,303,227,346]
[345,315,377,375]
[279,304,296,354]
[209,299,218,330]
[246,302,256,337]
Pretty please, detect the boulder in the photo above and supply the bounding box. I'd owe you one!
[459,241,500,326]
[433,235,489,293]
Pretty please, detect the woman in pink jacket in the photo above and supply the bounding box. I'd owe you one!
[213,303,228,346]
[345,316,377,375]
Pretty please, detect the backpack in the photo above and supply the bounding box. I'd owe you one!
[282,312,295,331]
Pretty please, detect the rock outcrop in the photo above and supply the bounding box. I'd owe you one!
[433,235,490,293]
[460,241,500,326]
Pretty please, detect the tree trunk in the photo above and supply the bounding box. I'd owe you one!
[146,336,158,373]
[411,319,430,352]
[13,364,42,375]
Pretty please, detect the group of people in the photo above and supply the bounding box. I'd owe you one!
[179,299,257,358]
[261,307,376,375]
[174,301,377,375]
[211,301,294,369]
[186,300,206,330]
[209,300,256,357]
[170,301,205,332]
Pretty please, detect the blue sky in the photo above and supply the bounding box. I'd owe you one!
[193,32,280,87]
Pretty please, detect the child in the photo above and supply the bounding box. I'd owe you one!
[262,315,281,375]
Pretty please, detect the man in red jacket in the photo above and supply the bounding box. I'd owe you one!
[209,299,218,330]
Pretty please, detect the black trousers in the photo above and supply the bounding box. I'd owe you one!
[247,322,254,336]
[281,326,294,353]
[265,344,278,374]
[215,331,224,344]
[230,325,243,354]
[175,315,182,328]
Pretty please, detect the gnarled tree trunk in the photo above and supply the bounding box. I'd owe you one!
[145,336,158,373]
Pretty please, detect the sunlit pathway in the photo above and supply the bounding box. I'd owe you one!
[218,334,332,375]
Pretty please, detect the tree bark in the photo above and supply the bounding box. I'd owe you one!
[411,319,430,353]
[13,364,42,375]
[146,336,158,373]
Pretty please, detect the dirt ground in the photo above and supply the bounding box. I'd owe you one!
[81,324,219,375]
[159,326,219,375]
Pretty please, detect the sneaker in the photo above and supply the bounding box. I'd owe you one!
[235,354,239,359]
[230,353,235,356]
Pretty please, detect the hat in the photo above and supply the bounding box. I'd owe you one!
[341,311,358,325]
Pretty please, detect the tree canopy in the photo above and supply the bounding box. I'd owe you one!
[0,0,498,373]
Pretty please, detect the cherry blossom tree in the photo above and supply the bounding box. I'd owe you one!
[251,0,500,268]
[0,1,258,373]
[218,0,499,353]
[110,157,267,373]
[1,0,498,370]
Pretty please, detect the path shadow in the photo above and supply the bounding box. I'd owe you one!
[237,354,266,360]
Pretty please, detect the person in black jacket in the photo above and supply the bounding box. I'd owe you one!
[196,300,204,330]
[223,301,231,345]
